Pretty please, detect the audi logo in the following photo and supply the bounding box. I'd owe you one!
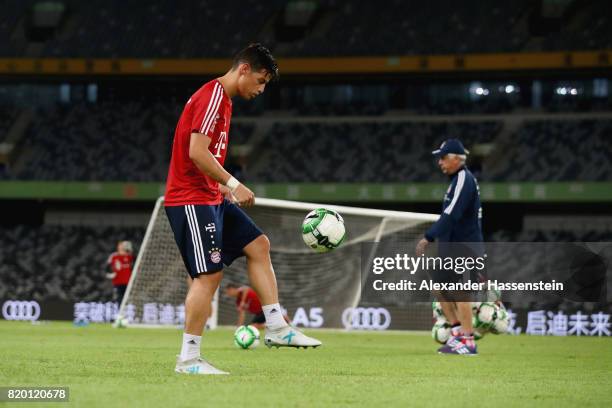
[342,307,391,330]
[2,300,41,321]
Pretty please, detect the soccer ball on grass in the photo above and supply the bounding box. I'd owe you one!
[432,320,452,344]
[234,325,260,349]
[112,316,128,329]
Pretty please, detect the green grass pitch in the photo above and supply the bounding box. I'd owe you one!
[0,321,609,407]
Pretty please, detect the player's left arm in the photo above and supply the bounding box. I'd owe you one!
[219,184,236,202]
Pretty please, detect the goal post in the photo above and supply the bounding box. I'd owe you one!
[118,196,194,328]
[119,196,438,329]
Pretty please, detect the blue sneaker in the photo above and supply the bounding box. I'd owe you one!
[438,336,478,355]
[437,335,462,353]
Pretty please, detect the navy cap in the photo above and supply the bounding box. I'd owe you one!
[432,138,469,157]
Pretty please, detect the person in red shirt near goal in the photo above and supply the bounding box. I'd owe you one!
[165,43,321,375]
[105,240,134,306]
[224,283,265,330]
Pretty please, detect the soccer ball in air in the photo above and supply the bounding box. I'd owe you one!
[302,208,346,252]
[432,320,452,344]
[233,325,260,349]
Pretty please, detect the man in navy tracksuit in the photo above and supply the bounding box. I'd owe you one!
[416,138,483,355]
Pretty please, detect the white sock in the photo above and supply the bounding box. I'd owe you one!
[262,303,288,330]
[451,325,462,337]
[180,333,201,361]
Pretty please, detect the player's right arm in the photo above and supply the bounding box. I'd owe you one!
[237,309,245,326]
[188,132,254,207]
[236,289,248,326]
[237,288,248,311]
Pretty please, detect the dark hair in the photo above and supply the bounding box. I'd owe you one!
[232,43,279,81]
[224,282,240,290]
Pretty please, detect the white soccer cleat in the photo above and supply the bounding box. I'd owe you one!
[174,356,229,375]
[264,326,322,349]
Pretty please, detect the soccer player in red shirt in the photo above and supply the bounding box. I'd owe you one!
[105,240,134,306]
[224,283,265,329]
[165,44,321,375]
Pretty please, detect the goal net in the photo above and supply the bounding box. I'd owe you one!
[119,196,437,330]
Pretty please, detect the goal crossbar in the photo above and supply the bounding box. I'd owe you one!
[254,197,439,222]
[119,196,438,328]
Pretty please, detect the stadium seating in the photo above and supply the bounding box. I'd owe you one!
[0,1,29,56]
[0,106,19,141]
[12,101,177,181]
[541,1,612,52]
[0,224,144,302]
[4,106,612,182]
[415,99,519,115]
[1,0,611,58]
[296,103,387,116]
[484,120,612,181]
[247,121,500,182]
[489,229,612,242]
[284,0,530,56]
[20,0,280,58]
[3,101,253,181]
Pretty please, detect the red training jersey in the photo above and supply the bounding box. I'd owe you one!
[236,287,263,315]
[165,79,232,206]
[107,252,133,286]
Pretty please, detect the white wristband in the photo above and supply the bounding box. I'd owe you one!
[226,176,240,192]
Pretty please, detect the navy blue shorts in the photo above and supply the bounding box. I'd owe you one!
[165,200,263,278]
